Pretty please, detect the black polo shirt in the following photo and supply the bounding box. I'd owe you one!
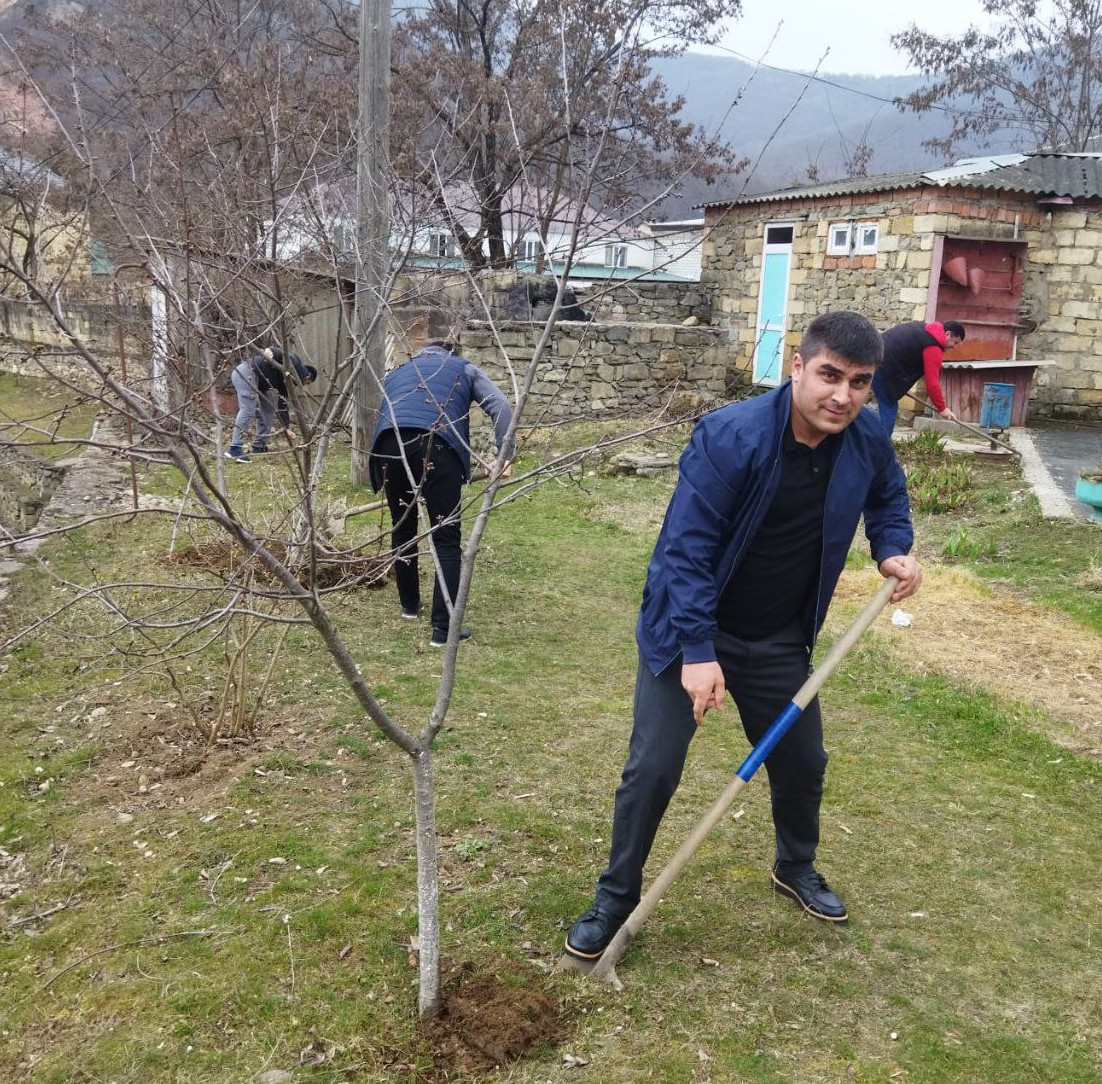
[715,426,839,640]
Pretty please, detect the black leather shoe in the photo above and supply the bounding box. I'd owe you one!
[771,866,848,923]
[429,628,471,647]
[564,905,625,960]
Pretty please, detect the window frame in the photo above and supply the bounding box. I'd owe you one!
[428,230,455,258]
[854,221,880,255]
[826,221,853,256]
[604,243,628,268]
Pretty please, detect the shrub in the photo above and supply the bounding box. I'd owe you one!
[943,530,999,559]
[895,430,947,465]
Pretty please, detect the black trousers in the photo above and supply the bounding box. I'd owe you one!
[376,428,464,635]
[594,623,826,918]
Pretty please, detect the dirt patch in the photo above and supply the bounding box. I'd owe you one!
[832,565,1102,753]
[419,959,566,1074]
[168,538,390,590]
[34,697,340,825]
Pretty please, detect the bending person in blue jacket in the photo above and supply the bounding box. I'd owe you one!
[565,310,923,964]
[369,313,514,648]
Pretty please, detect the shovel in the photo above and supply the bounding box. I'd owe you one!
[583,575,900,989]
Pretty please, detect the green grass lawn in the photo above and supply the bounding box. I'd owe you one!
[1,423,1101,1083]
[0,373,98,459]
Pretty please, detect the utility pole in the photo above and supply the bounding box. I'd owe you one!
[351,0,391,484]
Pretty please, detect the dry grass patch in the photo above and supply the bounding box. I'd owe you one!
[829,565,1102,755]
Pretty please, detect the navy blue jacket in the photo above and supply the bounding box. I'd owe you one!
[637,382,913,675]
[369,346,515,490]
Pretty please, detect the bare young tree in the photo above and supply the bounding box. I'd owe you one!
[0,0,748,1024]
[892,0,1102,154]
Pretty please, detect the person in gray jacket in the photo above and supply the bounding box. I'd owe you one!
[369,314,514,647]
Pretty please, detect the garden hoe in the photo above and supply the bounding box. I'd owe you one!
[902,392,1020,457]
[560,575,899,991]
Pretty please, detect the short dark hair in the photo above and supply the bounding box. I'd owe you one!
[267,345,284,363]
[943,320,966,340]
[303,364,318,383]
[798,311,883,368]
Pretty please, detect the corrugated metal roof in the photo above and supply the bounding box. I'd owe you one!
[963,154,1102,197]
[702,153,1102,208]
[700,171,929,208]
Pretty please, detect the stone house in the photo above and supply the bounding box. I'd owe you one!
[700,154,1102,422]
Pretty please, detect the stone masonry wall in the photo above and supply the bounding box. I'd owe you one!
[571,281,713,324]
[392,269,712,326]
[459,319,729,419]
[702,186,1102,422]
[0,442,65,532]
[0,298,148,388]
[1016,203,1102,420]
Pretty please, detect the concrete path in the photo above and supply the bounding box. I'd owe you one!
[1017,424,1102,521]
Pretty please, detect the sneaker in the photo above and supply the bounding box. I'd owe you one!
[400,607,422,620]
[564,904,625,961]
[771,865,848,923]
[250,445,270,455]
[429,628,471,647]
[223,450,250,463]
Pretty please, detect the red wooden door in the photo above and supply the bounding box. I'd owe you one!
[930,237,1026,360]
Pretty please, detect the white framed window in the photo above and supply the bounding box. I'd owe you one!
[604,243,628,268]
[521,237,541,261]
[428,230,455,258]
[827,221,853,255]
[854,221,879,254]
[827,220,879,256]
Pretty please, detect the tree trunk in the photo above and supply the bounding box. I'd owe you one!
[456,229,488,271]
[411,745,441,1018]
[485,196,509,268]
[351,0,390,485]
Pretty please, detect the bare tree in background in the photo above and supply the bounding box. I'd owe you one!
[0,74,87,298]
[391,0,742,270]
[893,0,1102,154]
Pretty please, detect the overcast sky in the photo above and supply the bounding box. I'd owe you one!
[702,0,994,77]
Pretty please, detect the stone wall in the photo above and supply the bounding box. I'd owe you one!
[0,298,148,388]
[459,319,729,419]
[0,442,65,532]
[391,268,712,326]
[1017,205,1102,420]
[571,281,713,324]
[702,186,1102,422]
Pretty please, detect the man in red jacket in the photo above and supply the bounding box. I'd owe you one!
[873,320,965,433]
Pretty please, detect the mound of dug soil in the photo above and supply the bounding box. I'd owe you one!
[421,960,566,1072]
[168,538,389,590]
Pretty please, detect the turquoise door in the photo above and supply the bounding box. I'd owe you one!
[754,225,794,385]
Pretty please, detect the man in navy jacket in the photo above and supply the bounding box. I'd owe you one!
[565,310,923,964]
[369,314,514,648]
